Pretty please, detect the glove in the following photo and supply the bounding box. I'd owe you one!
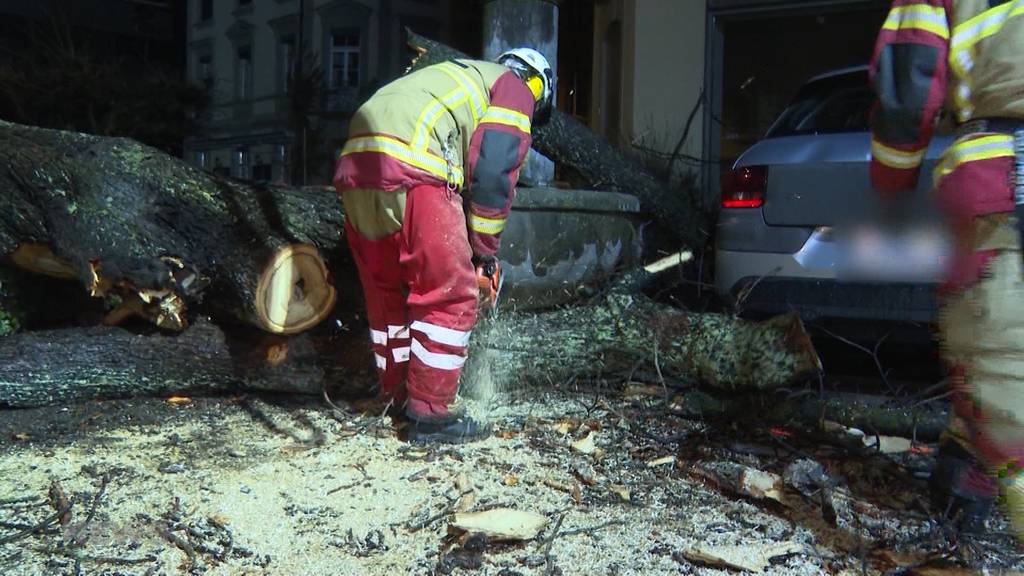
[474,255,501,310]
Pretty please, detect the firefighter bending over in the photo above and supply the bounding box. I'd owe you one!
[333,48,554,444]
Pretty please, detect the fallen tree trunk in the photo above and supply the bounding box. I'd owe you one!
[0,319,357,408]
[0,308,817,409]
[0,120,343,334]
[404,29,705,250]
[0,255,822,408]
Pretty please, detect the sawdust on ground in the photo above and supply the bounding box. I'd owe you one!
[0,385,1021,575]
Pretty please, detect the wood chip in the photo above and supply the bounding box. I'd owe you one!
[13,433,29,441]
[647,455,676,468]
[623,384,664,398]
[862,434,912,454]
[456,491,476,513]
[738,468,785,505]
[166,396,192,405]
[681,541,803,573]
[571,431,597,455]
[455,472,475,512]
[452,508,548,541]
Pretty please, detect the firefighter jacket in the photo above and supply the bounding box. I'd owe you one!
[333,59,535,258]
[869,0,1024,195]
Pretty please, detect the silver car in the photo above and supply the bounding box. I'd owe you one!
[714,66,953,323]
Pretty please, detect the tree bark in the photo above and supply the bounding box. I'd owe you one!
[0,275,822,408]
[0,319,365,408]
[467,292,820,394]
[0,120,344,334]
[675,389,948,441]
[403,29,705,251]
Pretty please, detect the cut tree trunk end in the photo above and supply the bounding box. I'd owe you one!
[254,243,336,335]
[0,120,346,334]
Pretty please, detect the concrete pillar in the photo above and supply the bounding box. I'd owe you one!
[482,0,558,187]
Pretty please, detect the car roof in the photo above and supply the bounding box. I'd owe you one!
[805,65,869,85]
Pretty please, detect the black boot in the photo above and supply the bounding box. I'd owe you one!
[405,409,491,445]
[929,441,997,533]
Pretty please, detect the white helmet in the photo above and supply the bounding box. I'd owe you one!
[497,47,554,126]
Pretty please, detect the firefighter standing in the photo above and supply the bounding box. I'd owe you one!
[869,0,1024,537]
[333,49,553,444]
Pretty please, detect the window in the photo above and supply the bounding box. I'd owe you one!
[280,35,295,92]
[766,70,873,138]
[236,45,253,100]
[330,32,360,89]
[197,53,213,89]
[199,0,213,21]
[233,147,250,179]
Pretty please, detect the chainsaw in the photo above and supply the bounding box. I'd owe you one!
[475,257,504,316]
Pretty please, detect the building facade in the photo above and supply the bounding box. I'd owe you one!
[184,0,450,184]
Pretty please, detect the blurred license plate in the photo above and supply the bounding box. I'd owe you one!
[838,224,950,282]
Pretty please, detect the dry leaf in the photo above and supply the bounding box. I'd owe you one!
[452,508,548,541]
[681,542,804,573]
[647,455,676,468]
[13,432,29,441]
[502,474,519,487]
[495,429,517,439]
[571,481,582,504]
[208,514,230,527]
[542,477,574,493]
[166,396,192,405]
[571,431,597,455]
[609,484,631,502]
[550,420,574,435]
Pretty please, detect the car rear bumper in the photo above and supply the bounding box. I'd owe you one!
[717,263,937,324]
[715,208,943,323]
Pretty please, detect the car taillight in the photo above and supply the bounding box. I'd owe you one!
[721,165,768,209]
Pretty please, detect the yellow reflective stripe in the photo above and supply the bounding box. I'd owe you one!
[870,139,926,170]
[342,135,464,185]
[882,3,949,38]
[441,62,486,123]
[952,80,974,122]
[421,93,468,149]
[480,105,531,134]
[411,89,468,151]
[468,213,506,235]
[950,1,1024,78]
[436,64,483,129]
[933,134,1014,182]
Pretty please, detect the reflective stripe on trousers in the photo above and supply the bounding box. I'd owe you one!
[344,183,478,409]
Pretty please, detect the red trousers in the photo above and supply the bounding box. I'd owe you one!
[344,184,478,416]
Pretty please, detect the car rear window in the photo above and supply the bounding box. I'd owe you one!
[765,70,873,138]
